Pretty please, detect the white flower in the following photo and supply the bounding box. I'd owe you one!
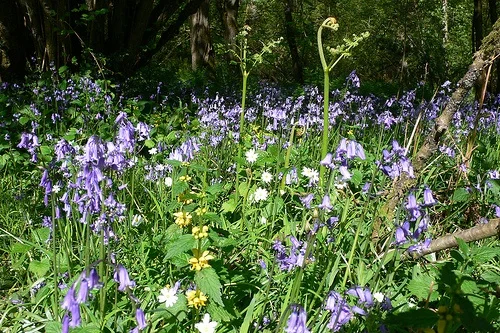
[155,164,165,171]
[195,313,217,333]
[164,177,173,187]
[260,216,267,224]
[158,285,178,307]
[52,184,61,193]
[253,187,269,202]
[149,147,158,155]
[261,171,273,183]
[302,167,319,183]
[245,149,258,163]
[131,214,143,227]
[373,292,385,303]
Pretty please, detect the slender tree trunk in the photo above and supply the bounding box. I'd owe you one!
[0,0,27,81]
[488,0,499,93]
[127,0,154,63]
[473,0,485,100]
[190,0,215,70]
[87,0,107,53]
[283,0,303,84]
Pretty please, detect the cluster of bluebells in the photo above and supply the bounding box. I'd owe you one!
[61,268,102,332]
[31,112,151,243]
[394,188,437,254]
[324,287,392,332]
[272,236,312,271]
[376,140,414,179]
[285,304,310,333]
[321,138,366,185]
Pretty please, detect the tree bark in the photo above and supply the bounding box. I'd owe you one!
[283,0,303,84]
[190,0,215,70]
[410,218,499,259]
[87,0,107,53]
[473,0,485,100]
[374,18,500,242]
[488,0,499,93]
[126,0,154,67]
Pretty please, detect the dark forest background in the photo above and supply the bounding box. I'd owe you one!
[0,0,499,95]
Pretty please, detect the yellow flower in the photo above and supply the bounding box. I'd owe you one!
[179,175,192,182]
[189,249,214,270]
[192,225,209,239]
[195,207,207,216]
[173,211,192,227]
[186,289,208,309]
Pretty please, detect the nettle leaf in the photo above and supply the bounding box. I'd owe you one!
[470,246,500,263]
[407,275,438,301]
[452,188,469,202]
[28,258,51,277]
[195,268,223,305]
[350,169,363,186]
[165,234,195,259]
[207,302,235,322]
[481,270,500,283]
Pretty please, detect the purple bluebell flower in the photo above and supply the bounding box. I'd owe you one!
[422,187,437,206]
[300,193,314,208]
[86,268,102,289]
[61,286,76,310]
[494,205,500,218]
[405,193,421,220]
[318,195,333,212]
[69,302,81,327]
[325,291,352,332]
[488,170,499,179]
[407,238,432,254]
[347,286,374,308]
[76,278,89,303]
[114,264,136,291]
[394,221,411,245]
[285,304,310,333]
[17,132,39,162]
[320,153,334,168]
[62,314,70,333]
[326,216,339,229]
[135,308,147,330]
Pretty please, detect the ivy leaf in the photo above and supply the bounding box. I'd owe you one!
[195,268,223,305]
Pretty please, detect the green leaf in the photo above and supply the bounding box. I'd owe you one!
[39,146,52,156]
[195,268,223,305]
[222,198,237,213]
[207,302,235,322]
[407,275,438,301]
[144,139,155,148]
[452,188,469,202]
[481,270,500,283]
[470,246,500,263]
[206,182,224,195]
[240,294,257,333]
[350,169,363,186]
[455,237,469,256]
[28,258,51,277]
[11,242,33,254]
[19,116,30,125]
[165,234,195,259]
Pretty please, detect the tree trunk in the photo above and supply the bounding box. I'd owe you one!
[373,18,500,243]
[126,0,154,67]
[87,0,107,53]
[489,0,499,93]
[473,0,485,100]
[283,0,303,84]
[190,0,215,70]
[0,0,27,81]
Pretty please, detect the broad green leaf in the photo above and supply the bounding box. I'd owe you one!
[11,242,33,254]
[195,268,223,305]
[207,302,235,322]
[28,258,51,277]
[165,234,195,259]
[469,246,500,263]
[350,169,363,186]
[222,198,237,213]
[44,321,62,333]
[407,275,438,301]
[452,188,469,202]
[206,182,224,195]
[19,116,30,125]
